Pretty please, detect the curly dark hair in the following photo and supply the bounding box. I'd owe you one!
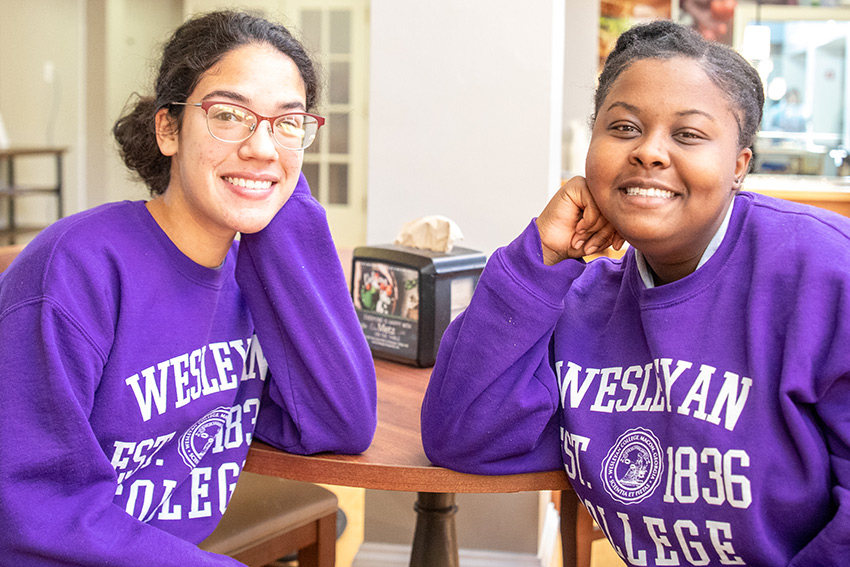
[593,19,764,152]
[113,11,321,195]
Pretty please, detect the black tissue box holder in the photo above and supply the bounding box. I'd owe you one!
[351,244,486,367]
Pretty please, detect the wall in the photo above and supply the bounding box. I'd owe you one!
[362,0,571,557]
[1,0,181,223]
[0,0,85,232]
[364,490,544,555]
[561,1,600,178]
[85,0,109,209]
[96,0,183,206]
[366,0,566,257]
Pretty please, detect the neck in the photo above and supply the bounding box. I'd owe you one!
[145,197,234,268]
[646,198,736,286]
[645,256,701,286]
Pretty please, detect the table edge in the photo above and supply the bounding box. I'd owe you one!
[245,442,571,493]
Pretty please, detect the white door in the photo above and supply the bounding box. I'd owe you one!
[287,0,370,248]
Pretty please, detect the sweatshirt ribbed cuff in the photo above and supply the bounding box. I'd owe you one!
[495,219,585,309]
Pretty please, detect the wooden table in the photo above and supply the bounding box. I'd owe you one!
[245,358,572,567]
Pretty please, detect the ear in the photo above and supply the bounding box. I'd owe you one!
[732,147,753,190]
[155,108,179,157]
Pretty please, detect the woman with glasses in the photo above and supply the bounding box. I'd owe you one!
[0,10,376,567]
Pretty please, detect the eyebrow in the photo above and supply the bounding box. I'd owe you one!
[201,89,306,112]
[606,101,717,122]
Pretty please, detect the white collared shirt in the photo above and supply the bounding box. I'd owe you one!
[634,200,735,289]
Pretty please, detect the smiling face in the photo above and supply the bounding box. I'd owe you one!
[153,42,307,263]
[585,57,752,282]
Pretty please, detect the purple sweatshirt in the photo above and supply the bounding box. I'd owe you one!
[422,192,850,566]
[0,174,376,566]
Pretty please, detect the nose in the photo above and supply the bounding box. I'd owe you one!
[239,119,279,160]
[629,130,670,169]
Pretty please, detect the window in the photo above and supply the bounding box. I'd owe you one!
[734,4,850,178]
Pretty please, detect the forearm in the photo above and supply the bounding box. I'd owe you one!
[237,182,377,454]
[421,221,585,474]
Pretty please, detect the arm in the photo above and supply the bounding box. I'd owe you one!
[421,221,576,474]
[236,174,377,455]
[421,177,621,475]
[788,331,850,564]
[785,385,850,565]
[779,240,850,565]
[0,301,241,567]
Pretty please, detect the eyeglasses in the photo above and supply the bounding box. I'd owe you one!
[169,101,325,150]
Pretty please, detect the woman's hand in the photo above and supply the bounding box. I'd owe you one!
[535,176,624,266]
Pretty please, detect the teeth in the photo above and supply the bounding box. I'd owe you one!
[225,177,273,190]
[624,187,675,198]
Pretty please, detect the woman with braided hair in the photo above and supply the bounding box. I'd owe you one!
[423,20,850,566]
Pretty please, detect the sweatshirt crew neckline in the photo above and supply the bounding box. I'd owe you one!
[624,193,749,308]
[132,201,234,289]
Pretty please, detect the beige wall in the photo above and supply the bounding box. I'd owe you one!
[366,0,566,257]
[0,0,85,231]
[0,0,181,231]
[365,490,543,554]
[97,0,182,205]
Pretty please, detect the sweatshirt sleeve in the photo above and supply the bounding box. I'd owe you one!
[0,300,241,567]
[787,291,850,565]
[235,174,377,455]
[420,220,586,475]
[787,401,850,566]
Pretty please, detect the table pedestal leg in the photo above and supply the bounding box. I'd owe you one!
[409,492,459,567]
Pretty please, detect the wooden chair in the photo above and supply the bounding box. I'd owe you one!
[200,472,338,567]
[1,245,339,567]
[560,490,607,567]
[0,243,25,273]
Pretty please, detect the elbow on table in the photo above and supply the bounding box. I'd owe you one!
[421,405,458,467]
[421,413,556,475]
[284,419,375,455]
[422,432,492,475]
[341,383,378,453]
[420,419,481,473]
[265,400,377,455]
[314,401,377,455]
[336,413,377,454]
[421,429,452,467]
[316,371,377,454]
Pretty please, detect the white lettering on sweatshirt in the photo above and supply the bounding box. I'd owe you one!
[555,358,752,431]
[124,335,267,422]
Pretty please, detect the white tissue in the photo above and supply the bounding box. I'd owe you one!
[393,215,464,253]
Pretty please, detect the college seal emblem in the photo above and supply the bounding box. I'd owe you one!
[601,427,664,505]
[178,406,230,468]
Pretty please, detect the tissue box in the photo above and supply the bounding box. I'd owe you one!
[351,244,487,367]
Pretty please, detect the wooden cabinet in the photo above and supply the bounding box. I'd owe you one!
[751,188,850,218]
[0,147,65,244]
[743,175,850,219]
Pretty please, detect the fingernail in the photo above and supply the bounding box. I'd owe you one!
[574,240,585,249]
[585,246,598,255]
